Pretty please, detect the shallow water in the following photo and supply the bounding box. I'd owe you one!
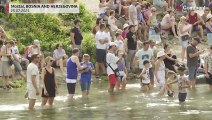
[0,80,212,120]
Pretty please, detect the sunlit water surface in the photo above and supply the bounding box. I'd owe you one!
[0,80,212,120]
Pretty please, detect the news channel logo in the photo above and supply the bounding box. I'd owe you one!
[176,5,207,11]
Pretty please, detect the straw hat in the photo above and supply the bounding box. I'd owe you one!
[123,23,130,29]
[157,51,166,58]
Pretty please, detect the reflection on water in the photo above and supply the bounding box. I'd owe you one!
[0,82,212,120]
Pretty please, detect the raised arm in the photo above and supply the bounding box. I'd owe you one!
[73,56,86,70]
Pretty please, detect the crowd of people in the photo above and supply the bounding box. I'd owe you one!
[0,0,212,110]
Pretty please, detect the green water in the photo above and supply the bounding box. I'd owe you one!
[0,80,212,120]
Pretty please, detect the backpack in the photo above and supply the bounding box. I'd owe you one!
[25,45,31,58]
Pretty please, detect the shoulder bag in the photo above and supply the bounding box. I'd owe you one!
[106,62,120,77]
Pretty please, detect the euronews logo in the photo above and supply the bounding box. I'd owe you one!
[182,6,206,11]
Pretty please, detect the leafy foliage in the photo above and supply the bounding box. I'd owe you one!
[58,3,96,32]
[82,33,96,63]
[1,3,96,58]
[6,13,68,54]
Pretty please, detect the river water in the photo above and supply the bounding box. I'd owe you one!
[0,80,212,120]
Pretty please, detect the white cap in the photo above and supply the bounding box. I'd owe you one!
[123,23,129,29]
[157,51,166,58]
[109,42,118,47]
[33,39,40,46]
[207,14,212,21]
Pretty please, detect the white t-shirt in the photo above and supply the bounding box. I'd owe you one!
[27,63,39,91]
[28,46,40,57]
[12,46,20,60]
[95,31,107,49]
[142,68,151,84]
[161,14,170,26]
[108,16,118,31]
[135,49,153,69]
[103,31,111,42]
[178,75,189,93]
[129,4,138,25]
[114,39,124,50]
[99,2,107,14]
[106,52,118,76]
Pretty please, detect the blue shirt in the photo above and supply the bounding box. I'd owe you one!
[66,57,78,79]
[117,58,125,71]
[206,23,212,33]
[80,62,94,83]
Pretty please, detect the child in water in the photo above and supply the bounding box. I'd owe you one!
[139,60,153,92]
[177,66,190,103]
[116,50,127,91]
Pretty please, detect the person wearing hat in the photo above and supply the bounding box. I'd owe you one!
[186,7,205,41]
[106,42,119,94]
[155,51,166,95]
[178,16,192,62]
[122,23,129,39]
[125,24,137,72]
[28,39,45,69]
[186,37,205,88]
[206,14,212,45]
[28,39,41,62]
[134,40,155,85]
[70,18,83,57]
[203,45,212,90]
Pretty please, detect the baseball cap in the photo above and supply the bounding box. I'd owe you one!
[109,42,118,47]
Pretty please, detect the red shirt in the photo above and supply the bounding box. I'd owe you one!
[188,13,198,24]
[122,31,127,40]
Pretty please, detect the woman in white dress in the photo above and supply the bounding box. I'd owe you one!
[155,51,166,95]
